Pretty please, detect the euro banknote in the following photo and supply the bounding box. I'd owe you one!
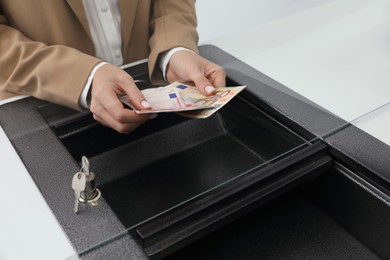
[120,82,246,118]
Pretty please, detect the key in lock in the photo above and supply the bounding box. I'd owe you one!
[71,156,101,213]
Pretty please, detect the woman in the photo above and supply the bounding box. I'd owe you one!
[0,0,226,133]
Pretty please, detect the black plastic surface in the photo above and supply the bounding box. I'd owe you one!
[307,163,390,259]
[99,95,307,229]
[136,143,331,259]
[167,190,380,260]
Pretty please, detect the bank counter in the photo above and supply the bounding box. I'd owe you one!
[1,0,390,259]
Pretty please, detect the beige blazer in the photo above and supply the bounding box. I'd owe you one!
[0,0,198,110]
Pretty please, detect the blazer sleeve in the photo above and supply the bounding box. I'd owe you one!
[0,9,101,110]
[148,0,199,84]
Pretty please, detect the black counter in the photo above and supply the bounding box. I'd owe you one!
[0,45,389,259]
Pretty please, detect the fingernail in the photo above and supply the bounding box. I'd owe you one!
[141,100,151,108]
[150,114,158,120]
[205,85,215,94]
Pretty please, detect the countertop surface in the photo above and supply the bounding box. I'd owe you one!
[0,123,76,260]
[1,0,390,259]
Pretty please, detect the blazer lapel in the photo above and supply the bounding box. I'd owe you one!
[120,0,139,58]
[66,0,93,40]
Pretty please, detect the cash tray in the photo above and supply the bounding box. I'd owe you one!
[36,69,330,258]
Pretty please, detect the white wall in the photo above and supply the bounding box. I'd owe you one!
[196,0,335,43]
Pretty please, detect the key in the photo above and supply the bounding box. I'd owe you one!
[72,172,86,214]
[80,156,90,176]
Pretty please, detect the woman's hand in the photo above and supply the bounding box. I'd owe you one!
[90,64,153,133]
[166,50,226,95]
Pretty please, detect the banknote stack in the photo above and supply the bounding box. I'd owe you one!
[120,82,246,119]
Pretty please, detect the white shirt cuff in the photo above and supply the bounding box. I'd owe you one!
[159,47,194,80]
[79,62,109,108]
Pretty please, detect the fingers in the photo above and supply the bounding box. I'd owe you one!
[90,64,152,133]
[115,74,152,110]
[191,64,226,96]
[166,50,227,96]
[202,61,226,90]
[90,88,150,133]
[210,67,226,89]
[191,73,216,96]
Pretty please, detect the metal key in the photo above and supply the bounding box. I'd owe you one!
[72,172,86,214]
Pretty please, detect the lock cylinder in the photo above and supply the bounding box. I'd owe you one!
[80,170,101,203]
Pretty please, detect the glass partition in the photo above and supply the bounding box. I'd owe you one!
[202,0,390,124]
